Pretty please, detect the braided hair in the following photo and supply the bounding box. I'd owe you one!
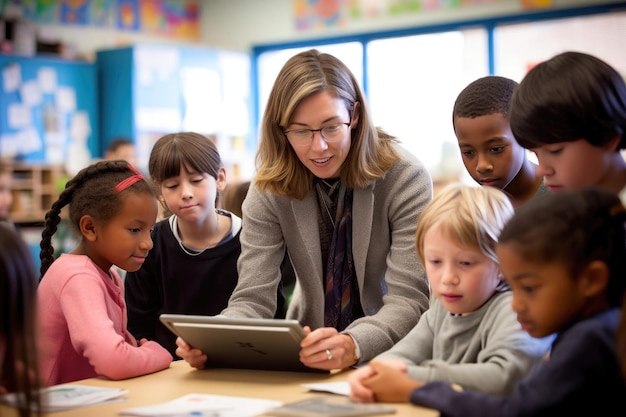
[39,160,155,279]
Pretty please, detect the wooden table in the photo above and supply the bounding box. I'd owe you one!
[0,360,439,416]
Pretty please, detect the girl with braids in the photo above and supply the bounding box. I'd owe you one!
[0,223,41,416]
[37,160,172,386]
[353,187,626,415]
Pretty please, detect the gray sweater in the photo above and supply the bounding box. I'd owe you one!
[377,290,553,395]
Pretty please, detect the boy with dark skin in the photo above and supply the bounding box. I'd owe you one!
[453,76,547,208]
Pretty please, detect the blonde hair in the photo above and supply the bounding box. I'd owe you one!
[255,49,400,199]
[415,183,514,266]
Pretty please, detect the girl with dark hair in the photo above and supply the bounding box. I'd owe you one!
[37,160,172,385]
[0,223,41,416]
[509,51,626,203]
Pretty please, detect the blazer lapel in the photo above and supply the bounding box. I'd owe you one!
[292,192,323,282]
[352,186,374,286]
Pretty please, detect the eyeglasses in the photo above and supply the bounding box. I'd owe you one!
[284,122,351,147]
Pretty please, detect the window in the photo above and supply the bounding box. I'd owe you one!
[494,11,626,80]
[257,42,363,130]
[367,29,487,182]
[253,5,624,184]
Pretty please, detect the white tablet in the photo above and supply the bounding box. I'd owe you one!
[159,314,329,373]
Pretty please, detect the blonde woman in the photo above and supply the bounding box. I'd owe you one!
[176,49,433,371]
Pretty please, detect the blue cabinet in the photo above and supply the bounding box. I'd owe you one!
[0,54,98,171]
[97,44,255,179]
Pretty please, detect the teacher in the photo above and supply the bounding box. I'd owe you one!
[176,49,432,370]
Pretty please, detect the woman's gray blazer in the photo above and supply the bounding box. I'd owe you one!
[223,146,433,363]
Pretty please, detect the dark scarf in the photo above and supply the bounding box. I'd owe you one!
[322,182,363,331]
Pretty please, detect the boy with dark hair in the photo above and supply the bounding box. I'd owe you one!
[453,76,547,208]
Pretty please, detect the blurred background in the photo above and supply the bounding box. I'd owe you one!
[1,0,625,264]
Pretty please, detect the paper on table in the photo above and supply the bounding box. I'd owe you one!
[0,384,128,412]
[303,381,351,396]
[119,393,283,417]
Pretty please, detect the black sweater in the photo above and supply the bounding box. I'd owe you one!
[125,217,285,358]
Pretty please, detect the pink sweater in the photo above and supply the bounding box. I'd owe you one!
[37,254,172,385]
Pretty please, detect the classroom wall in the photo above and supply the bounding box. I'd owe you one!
[29,0,624,56]
[201,0,622,51]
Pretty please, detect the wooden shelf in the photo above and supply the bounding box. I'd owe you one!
[10,164,66,224]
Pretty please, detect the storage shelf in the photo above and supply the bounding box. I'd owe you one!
[10,164,66,224]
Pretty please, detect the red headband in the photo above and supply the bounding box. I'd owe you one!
[115,165,145,193]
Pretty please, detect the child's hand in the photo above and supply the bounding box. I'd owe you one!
[348,359,408,402]
[348,364,377,402]
[175,336,207,369]
[362,360,423,403]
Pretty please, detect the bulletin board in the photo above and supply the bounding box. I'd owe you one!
[0,54,98,171]
[1,0,201,41]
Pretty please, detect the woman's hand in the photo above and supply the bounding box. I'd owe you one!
[348,359,408,403]
[361,360,423,403]
[299,326,358,370]
[175,336,207,369]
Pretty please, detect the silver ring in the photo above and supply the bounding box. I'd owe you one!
[325,349,333,361]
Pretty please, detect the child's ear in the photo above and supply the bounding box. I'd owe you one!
[216,167,227,192]
[604,133,622,153]
[580,260,609,298]
[78,215,98,242]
